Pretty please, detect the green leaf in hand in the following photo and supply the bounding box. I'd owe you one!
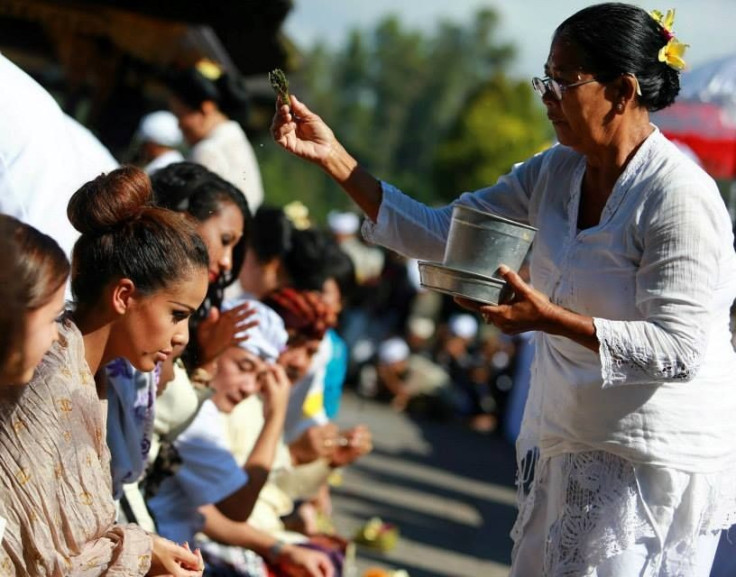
[268,68,291,108]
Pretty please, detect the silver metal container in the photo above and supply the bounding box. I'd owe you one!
[443,204,536,279]
[418,261,513,305]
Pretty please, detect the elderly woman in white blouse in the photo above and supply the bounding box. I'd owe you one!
[270,4,736,577]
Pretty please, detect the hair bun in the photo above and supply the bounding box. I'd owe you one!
[215,73,249,119]
[67,166,153,235]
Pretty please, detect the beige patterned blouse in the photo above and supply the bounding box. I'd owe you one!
[0,320,152,576]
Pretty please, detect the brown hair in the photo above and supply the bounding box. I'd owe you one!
[1,215,71,310]
[0,215,70,380]
[67,166,210,305]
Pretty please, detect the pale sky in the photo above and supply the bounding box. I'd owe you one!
[284,1,736,81]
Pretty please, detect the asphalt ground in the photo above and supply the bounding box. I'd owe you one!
[331,391,518,577]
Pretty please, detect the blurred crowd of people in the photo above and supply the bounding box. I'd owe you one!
[0,54,381,577]
[0,46,535,577]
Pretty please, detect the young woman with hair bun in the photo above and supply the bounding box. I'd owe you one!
[0,166,210,576]
[106,161,255,500]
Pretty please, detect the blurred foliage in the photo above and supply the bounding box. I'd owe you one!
[255,8,553,222]
[433,75,552,199]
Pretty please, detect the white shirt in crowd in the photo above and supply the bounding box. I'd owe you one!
[283,335,331,445]
[147,399,248,545]
[0,54,118,257]
[190,120,264,211]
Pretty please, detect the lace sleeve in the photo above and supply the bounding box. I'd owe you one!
[594,180,726,387]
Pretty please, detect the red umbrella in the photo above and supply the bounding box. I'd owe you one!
[652,54,736,179]
[652,101,736,179]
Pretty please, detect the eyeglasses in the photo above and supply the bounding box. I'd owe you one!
[531,76,598,101]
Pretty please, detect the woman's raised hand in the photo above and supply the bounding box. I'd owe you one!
[259,363,291,421]
[271,95,337,165]
[196,302,258,367]
[271,94,383,222]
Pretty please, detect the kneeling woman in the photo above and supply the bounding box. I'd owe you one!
[0,167,209,576]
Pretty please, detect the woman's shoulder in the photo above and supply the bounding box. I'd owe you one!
[637,132,731,229]
[201,120,246,147]
[33,317,89,386]
[513,143,582,179]
[643,131,716,188]
[636,132,722,208]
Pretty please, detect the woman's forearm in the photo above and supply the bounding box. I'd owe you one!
[546,306,599,352]
[320,141,383,222]
[200,504,275,553]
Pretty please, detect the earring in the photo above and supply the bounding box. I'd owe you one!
[616,102,624,112]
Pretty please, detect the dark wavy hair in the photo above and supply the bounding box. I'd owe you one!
[150,161,251,292]
[166,65,250,123]
[555,2,680,111]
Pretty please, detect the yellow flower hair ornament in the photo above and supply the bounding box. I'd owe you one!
[195,59,223,81]
[283,200,312,230]
[650,9,689,71]
[658,38,689,72]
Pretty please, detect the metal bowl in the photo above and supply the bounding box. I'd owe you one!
[443,204,536,279]
[418,261,513,305]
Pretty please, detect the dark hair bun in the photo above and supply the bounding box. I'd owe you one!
[215,73,249,117]
[67,166,152,235]
[646,66,680,112]
[166,66,249,119]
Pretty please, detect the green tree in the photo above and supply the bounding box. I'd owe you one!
[255,7,550,222]
[433,75,553,200]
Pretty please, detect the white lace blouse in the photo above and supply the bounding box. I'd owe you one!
[364,128,736,474]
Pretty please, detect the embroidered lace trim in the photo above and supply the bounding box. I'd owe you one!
[595,319,704,386]
[512,450,736,577]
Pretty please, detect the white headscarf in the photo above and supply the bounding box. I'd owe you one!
[223,298,288,363]
[377,337,411,365]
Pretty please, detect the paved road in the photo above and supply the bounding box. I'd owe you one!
[331,391,518,577]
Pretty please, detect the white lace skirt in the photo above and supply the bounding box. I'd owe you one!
[509,450,736,577]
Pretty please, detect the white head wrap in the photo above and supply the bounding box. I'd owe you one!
[408,316,435,340]
[377,337,410,365]
[137,111,183,148]
[327,210,360,235]
[448,313,478,340]
[223,298,288,363]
